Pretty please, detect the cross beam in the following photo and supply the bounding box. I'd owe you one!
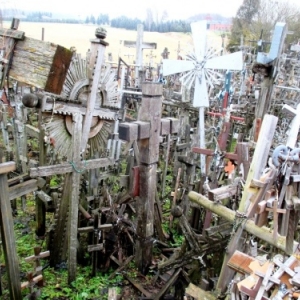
[188,190,298,253]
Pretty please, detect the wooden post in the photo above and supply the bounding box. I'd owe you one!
[135,82,162,274]
[188,191,298,252]
[68,113,83,284]
[0,162,22,300]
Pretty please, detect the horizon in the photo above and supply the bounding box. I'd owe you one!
[0,0,254,20]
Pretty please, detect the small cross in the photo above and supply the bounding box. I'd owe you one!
[266,255,296,291]
[24,246,50,277]
[21,271,43,297]
[238,261,273,300]
[265,191,286,242]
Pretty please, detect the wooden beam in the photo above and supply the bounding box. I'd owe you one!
[30,157,114,177]
[9,37,73,94]
[8,179,38,201]
[188,191,298,253]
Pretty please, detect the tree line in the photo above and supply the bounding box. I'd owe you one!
[1,9,191,33]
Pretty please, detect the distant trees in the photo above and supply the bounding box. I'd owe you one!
[1,9,190,33]
[110,9,190,33]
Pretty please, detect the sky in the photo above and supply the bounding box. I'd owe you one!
[1,0,300,20]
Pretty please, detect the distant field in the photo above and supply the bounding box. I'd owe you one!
[3,21,224,65]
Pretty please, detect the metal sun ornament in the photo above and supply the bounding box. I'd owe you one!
[162,21,244,108]
[162,20,244,175]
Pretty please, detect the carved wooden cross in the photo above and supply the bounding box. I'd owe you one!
[28,31,118,284]
[119,83,179,274]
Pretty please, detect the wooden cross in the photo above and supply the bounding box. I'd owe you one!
[238,260,273,300]
[25,246,50,278]
[123,24,157,88]
[265,191,286,242]
[78,213,112,276]
[21,271,43,298]
[265,255,297,291]
[252,22,287,141]
[0,162,22,299]
[27,30,117,284]
[119,83,178,274]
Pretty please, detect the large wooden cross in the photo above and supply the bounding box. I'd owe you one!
[119,83,179,273]
[28,30,117,284]
[123,24,157,88]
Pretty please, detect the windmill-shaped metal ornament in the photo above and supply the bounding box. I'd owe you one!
[162,21,244,175]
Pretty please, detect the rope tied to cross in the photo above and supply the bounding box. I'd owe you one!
[68,160,87,173]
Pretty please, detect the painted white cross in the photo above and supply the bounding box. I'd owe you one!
[162,21,243,175]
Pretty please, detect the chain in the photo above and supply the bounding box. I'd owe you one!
[225,211,247,252]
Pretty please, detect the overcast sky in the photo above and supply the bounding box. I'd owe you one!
[1,0,300,20]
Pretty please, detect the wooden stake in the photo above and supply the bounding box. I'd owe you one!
[0,162,22,299]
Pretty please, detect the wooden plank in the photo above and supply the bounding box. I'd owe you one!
[30,157,114,177]
[216,114,278,294]
[136,83,162,274]
[153,268,181,300]
[81,38,107,151]
[185,283,216,300]
[9,36,72,94]
[124,275,152,298]
[68,113,82,284]
[0,28,25,39]
[188,191,298,253]
[0,161,15,174]
[8,179,38,201]
[227,250,255,275]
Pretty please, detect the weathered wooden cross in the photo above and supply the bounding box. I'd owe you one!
[123,24,157,88]
[119,82,179,273]
[27,29,118,284]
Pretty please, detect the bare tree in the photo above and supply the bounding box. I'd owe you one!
[146,8,153,31]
